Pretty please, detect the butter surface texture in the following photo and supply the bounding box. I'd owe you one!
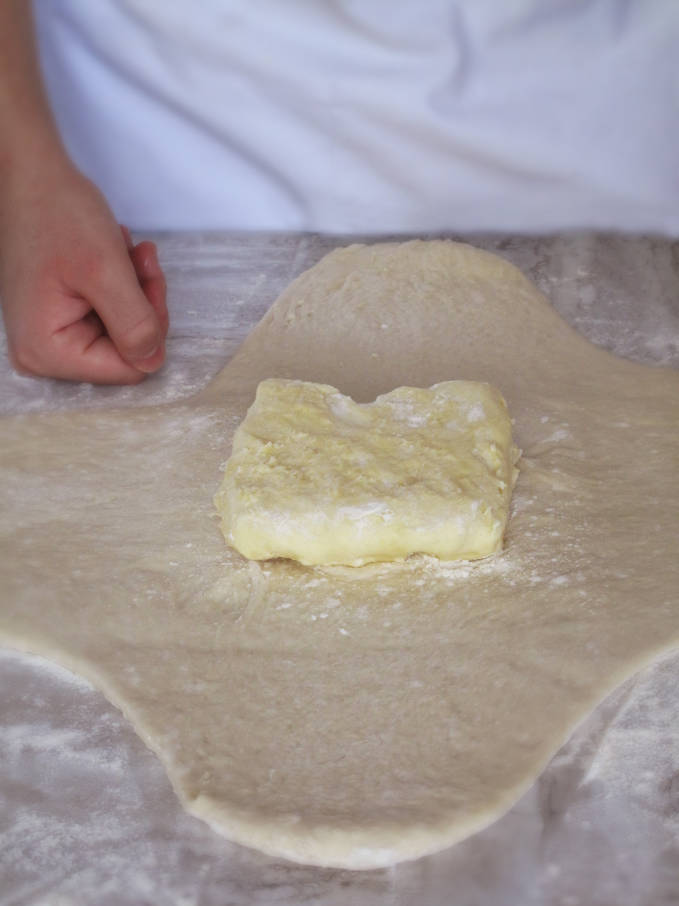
[215,379,519,566]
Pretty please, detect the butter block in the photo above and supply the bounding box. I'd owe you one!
[214,379,520,566]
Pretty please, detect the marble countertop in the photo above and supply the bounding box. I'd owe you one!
[1,233,678,905]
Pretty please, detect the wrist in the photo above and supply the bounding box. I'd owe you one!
[0,119,71,199]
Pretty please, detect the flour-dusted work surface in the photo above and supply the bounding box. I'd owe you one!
[1,234,678,904]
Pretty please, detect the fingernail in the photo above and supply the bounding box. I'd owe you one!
[132,343,162,373]
[145,251,160,276]
[149,244,161,274]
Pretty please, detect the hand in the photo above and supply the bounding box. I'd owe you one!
[0,157,168,384]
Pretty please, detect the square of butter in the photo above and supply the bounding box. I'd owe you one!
[214,379,519,566]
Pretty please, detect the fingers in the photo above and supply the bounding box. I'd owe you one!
[39,236,168,384]
[121,226,170,339]
[10,292,149,385]
[80,232,166,373]
[10,234,169,385]
[129,240,169,336]
[49,309,151,384]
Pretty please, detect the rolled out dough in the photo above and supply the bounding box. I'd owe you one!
[0,240,677,869]
[215,378,519,566]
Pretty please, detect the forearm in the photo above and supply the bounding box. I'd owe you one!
[0,2,168,384]
[0,0,68,192]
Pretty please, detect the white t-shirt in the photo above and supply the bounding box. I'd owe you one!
[32,0,679,234]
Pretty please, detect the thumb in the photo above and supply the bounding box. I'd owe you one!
[85,242,165,372]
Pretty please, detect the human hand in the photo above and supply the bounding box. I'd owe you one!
[0,157,168,384]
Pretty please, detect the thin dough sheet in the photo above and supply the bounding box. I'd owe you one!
[0,241,677,869]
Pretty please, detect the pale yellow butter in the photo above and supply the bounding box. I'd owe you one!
[215,379,520,566]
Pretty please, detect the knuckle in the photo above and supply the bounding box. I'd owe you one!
[76,247,105,281]
[79,242,129,291]
[10,341,46,377]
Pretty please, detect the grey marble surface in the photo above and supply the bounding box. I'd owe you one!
[1,233,678,905]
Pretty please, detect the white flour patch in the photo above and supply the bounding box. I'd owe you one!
[550,575,570,587]
[542,426,571,443]
[467,403,485,423]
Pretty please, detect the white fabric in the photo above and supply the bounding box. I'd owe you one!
[32,0,679,234]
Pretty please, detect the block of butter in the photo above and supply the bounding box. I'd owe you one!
[214,379,520,566]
